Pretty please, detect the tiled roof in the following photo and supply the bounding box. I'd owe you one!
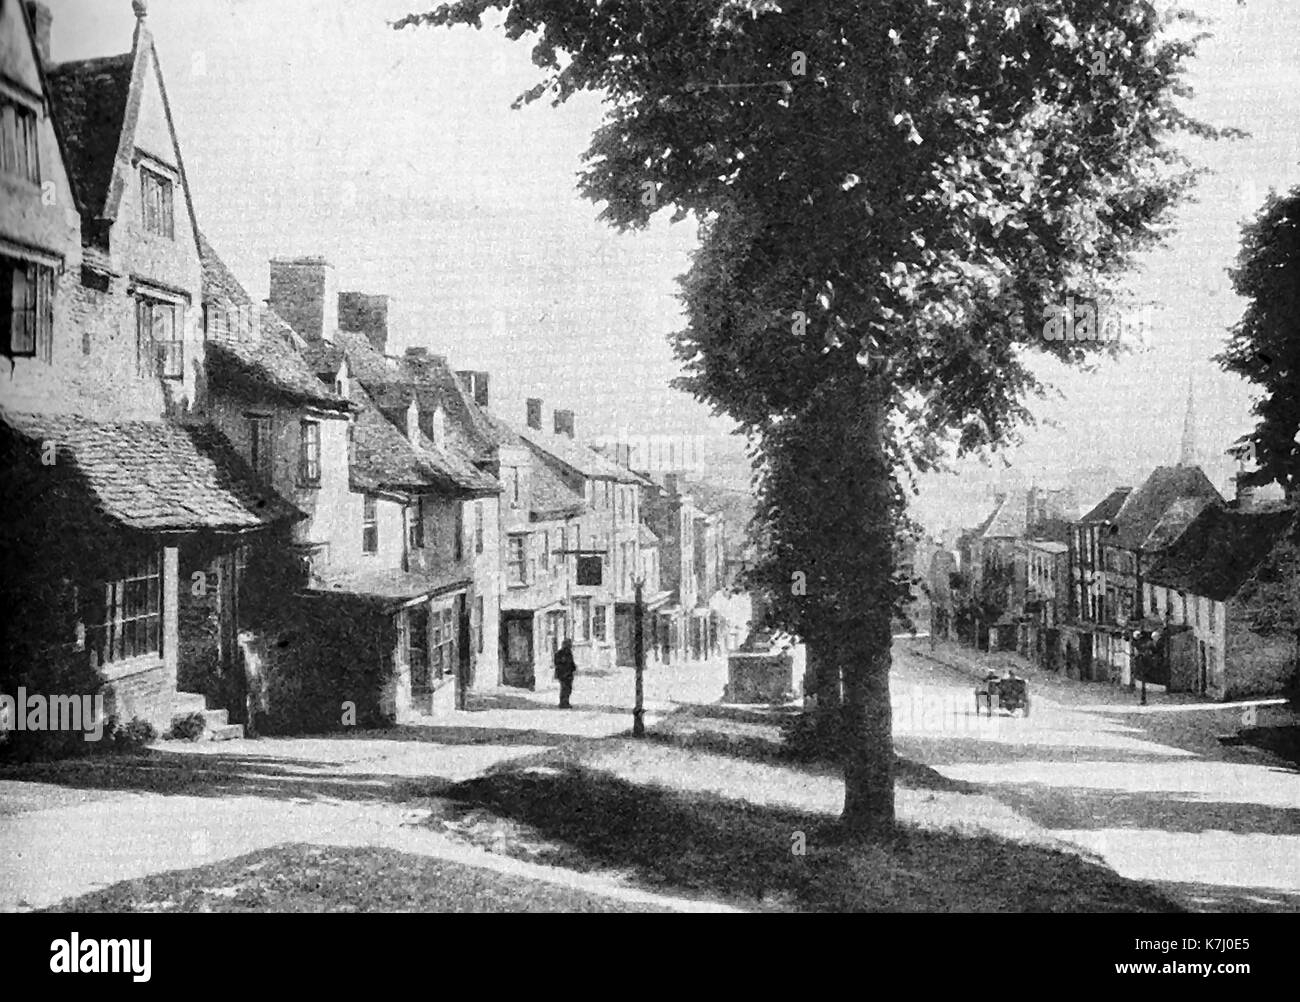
[1146,506,1297,602]
[529,455,586,521]
[413,430,500,495]
[1113,466,1224,550]
[199,235,351,412]
[1143,496,1216,552]
[348,385,494,497]
[515,423,644,484]
[1080,487,1132,523]
[2,411,300,531]
[46,54,134,220]
[300,341,345,380]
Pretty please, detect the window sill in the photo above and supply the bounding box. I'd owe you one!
[99,654,165,683]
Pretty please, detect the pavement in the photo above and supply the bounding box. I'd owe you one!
[0,656,733,913]
[892,637,1300,912]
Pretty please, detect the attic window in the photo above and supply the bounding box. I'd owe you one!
[0,97,40,185]
[140,165,174,239]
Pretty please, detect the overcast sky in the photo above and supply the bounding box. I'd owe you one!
[44,0,1300,527]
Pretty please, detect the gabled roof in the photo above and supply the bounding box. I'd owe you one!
[1146,506,1297,602]
[1080,487,1133,523]
[529,455,586,521]
[1143,496,1216,552]
[46,18,201,259]
[2,410,300,531]
[1112,466,1224,550]
[199,235,352,413]
[514,422,644,485]
[45,53,133,222]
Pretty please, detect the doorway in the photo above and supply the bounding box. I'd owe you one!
[502,613,534,689]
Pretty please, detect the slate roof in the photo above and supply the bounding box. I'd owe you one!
[1112,466,1224,550]
[2,411,300,531]
[348,385,496,497]
[45,54,134,221]
[199,236,351,413]
[300,341,345,380]
[1080,487,1133,523]
[1146,506,1297,602]
[1025,517,1073,544]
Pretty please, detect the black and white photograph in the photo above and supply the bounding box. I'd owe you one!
[0,0,1296,959]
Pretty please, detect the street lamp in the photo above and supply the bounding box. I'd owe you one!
[632,573,646,738]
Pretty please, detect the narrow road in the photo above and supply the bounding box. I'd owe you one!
[890,640,1300,912]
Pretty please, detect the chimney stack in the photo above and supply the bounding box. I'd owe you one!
[338,292,390,355]
[663,472,680,496]
[553,409,575,439]
[268,256,337,344]
[24,3,52,66]
[526,397,543,431]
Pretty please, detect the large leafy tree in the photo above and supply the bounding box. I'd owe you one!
[1216,184,1300,498]
[398,0,1220,834]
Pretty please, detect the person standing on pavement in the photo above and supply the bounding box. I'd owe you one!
[554,639,577,709]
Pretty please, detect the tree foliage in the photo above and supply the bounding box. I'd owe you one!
[1216,183,1300,496]
[397,0,1222,832]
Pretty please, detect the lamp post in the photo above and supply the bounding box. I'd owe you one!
[633,574,646,737]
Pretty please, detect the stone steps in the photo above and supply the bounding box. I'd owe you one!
[169,703,244,742]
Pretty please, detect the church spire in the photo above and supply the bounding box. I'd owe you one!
[1178,375,1197,467]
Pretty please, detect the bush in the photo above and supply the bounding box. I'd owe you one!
[167,711,207,742]
[112,716,157,750]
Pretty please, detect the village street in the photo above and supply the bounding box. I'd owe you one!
[2,642,1296,912]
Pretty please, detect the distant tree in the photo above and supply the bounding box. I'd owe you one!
[1216,184,1300,498]
[399,0,1224,835]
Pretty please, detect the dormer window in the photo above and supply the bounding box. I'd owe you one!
[0,97,40,185]
[140,164,174,239]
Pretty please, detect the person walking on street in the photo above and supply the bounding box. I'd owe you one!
[554,639,577,709]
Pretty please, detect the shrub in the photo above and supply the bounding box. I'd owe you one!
[113,716,157,750]
[167,711,207,742]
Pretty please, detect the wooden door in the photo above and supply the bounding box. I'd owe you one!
[502,614,534,689]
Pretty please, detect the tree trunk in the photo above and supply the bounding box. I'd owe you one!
[805,642,843,748]
[837,375,896,836]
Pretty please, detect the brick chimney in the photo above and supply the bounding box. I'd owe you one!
[526,397,543,431]
[553,409,575,439]
[456,370,490,408]
[24,2,52,65]
[268,256,337,344]
[339,292,389,355]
